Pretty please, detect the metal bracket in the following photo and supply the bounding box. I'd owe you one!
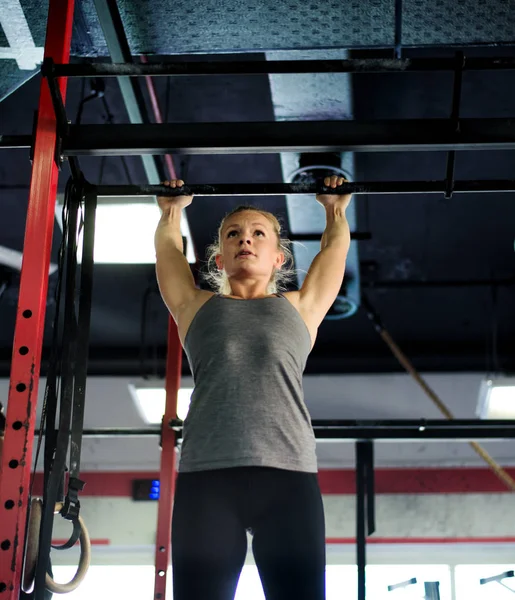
[42,57,71,171]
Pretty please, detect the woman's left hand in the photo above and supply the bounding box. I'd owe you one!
[316,175,352,210]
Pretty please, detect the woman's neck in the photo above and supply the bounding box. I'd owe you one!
[227,278,271,299]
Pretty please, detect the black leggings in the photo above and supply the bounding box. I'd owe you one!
[171,466,326,600]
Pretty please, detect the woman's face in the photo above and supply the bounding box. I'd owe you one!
[215,211,285,281]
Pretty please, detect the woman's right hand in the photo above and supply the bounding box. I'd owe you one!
[157,179,193,212]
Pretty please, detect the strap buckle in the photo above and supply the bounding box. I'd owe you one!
[61,477,86,521]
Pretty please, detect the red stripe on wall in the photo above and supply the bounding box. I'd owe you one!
[326,537,515,544]
[317,467,515,494]
[32,467,515,497]
[48,537,514,546]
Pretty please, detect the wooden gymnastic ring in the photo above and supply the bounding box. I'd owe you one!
[22,497,42,593]
[22,498,92,594]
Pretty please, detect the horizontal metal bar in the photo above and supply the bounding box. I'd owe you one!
[6,119,515,156]
[313,418,515,441]
[50,57,515,78]
[34,420,515,441]
[95,179,515,197]
[312,418,515,428]
[63,119,515,156]
[35,428,160,437]
[0,135,32,149]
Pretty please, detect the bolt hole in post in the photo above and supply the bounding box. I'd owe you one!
[16,383,26,393]
[4,500,15,510]
[19,346,29,355]
[12,421,23,431]
[22,309,32,318]
[9,460,19,469]
[0,540,11,551]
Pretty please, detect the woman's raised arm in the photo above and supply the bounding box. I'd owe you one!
[154,180,198,322]
[297,175,352,327]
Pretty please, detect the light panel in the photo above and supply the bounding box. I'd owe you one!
[477,377,515,419]
[129,382,193,424]
[55,195,196,264]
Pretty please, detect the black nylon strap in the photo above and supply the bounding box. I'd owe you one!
[49,184,96,555]
[51,516,82,551]
[35,178,81,599]
[63,184,97,516]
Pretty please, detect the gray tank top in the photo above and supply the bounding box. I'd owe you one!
[180,294,318,473]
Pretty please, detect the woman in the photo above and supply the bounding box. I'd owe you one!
[155,175,352,600]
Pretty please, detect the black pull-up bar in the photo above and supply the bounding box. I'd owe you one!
[94,180,515,197]
[44,56,515,78]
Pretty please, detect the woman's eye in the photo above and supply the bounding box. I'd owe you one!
[227,230,238,238]
[255,230,265,236]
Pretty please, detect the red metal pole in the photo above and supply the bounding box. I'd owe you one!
[0,0,74,597]
[153,319,182,600]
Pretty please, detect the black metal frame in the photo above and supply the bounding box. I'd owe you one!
[5,117,515,157]
[15,53,515,600]
[57,119,515,155]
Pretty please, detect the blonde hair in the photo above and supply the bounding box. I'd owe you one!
[205,205,295,295]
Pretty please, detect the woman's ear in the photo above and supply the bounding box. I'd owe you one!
[274,251,285,271]
[215,253,224,270]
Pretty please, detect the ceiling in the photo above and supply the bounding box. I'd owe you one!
[1,0,515,387]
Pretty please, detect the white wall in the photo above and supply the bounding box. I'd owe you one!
[49,493,515,567]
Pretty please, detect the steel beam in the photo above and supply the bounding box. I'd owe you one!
[5,119,515,156]
[0,0,75,597]
[49,56,515,78]
[33,419,515,440]
[92,0,162,183]
[60,119,515,156]
[312,419,515,440]
[0,135,32,149]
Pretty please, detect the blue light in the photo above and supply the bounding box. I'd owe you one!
[149,493,160,500]
[151,486,160,494]
[152,480,160,487]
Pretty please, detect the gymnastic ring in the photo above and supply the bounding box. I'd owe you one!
[22,498,92,594]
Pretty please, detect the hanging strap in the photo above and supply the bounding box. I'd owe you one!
[35,176,82,599]
[56,183,97,548]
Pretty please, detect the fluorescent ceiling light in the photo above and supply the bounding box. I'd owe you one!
[129,382,193,424]
[477,377,515,419]
[55,195,196,264]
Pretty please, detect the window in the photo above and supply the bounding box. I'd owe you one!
[51,565,358,599]
[455,565,515,600]
[366,565,452,600]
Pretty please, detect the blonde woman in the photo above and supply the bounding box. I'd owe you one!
[155,175,352,600]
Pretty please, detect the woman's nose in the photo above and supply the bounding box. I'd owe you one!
[239,238,251,245]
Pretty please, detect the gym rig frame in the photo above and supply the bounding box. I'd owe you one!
[2,0,515,599]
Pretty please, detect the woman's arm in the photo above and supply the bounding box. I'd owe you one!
[154,181,198,321]
[297,175,352,327]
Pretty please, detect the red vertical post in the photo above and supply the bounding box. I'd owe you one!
[153,318,182,600]
[0,0,75,597]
